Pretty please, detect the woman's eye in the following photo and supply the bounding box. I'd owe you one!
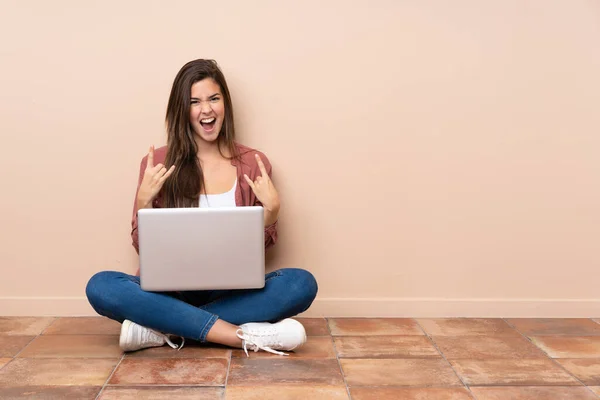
[211,97,220,102]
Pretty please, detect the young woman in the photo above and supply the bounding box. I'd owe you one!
[85,59,318,356]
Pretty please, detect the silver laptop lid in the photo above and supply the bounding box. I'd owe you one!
[138,206,265,291]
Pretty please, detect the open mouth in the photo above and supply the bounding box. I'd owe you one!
[200,117,216,131]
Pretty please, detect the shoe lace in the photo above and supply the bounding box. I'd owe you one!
[236,328,288,357]
[168,336,185,350]
[143,328,185,350]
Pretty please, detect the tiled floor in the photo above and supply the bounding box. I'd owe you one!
[1,317,600,399]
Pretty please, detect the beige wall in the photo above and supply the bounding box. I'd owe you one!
[1,1,599,317]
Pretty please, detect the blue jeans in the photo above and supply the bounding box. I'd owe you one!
[85,268,318,342]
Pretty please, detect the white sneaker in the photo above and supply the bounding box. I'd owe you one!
[236,318,307,356]
[119,319,184,352]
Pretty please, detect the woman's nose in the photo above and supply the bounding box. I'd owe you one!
[200,101,212,113]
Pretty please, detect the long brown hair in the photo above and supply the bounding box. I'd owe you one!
[162,59,239,208]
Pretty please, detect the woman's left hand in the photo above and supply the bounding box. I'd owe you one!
[244,154,280,225]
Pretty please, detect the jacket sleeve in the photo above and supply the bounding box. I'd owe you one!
[130,155,149,254]
[265,219,278,250]
[254,152,278,250]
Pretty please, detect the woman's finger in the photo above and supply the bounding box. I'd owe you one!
[152,163,164,173]
[255,154,269,180]
[146,146,154,169]
[244,174,256,191]
[154,166,167,181]
[159,165,176,184]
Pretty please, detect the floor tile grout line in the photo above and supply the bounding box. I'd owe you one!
[37,333,123,336]
[0,357,14,372]
[39,316,60,336]
[95,353,125,400]
[11,321,55,359]
[95,384,224,387]
[413,319,477,400]
[326,317,353,400]
[589,387,600,400]
[331,383,592,388]
[502,317,599,398]
[347,384,482,388]
[224,349,232,391]
[38,317,59,335]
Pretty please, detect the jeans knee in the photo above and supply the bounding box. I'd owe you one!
[281,268,318,310]
[85,271,119,308]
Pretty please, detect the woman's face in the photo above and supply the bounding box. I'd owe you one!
[189,78,225,144]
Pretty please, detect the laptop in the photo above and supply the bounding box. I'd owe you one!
[137,206,265,291]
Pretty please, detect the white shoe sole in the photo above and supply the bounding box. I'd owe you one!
[284,318,307,350]
[119,319,134,351]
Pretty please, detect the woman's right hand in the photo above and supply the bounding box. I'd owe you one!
[136,146,175,209]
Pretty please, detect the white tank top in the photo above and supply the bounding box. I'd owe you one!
[199,178,237,208]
